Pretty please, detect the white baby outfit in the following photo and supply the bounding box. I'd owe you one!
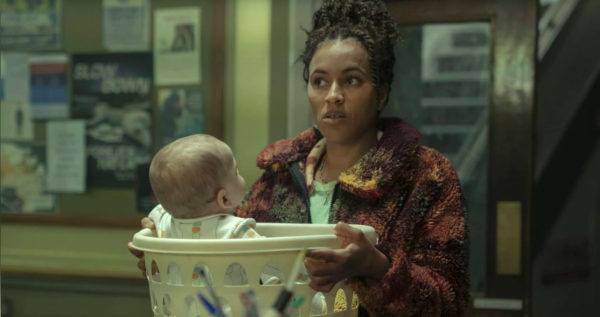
[148,204,260,239]
[148,204,273,286]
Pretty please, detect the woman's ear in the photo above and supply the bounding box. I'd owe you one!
[376,85,389,111]
[215,188,232,209]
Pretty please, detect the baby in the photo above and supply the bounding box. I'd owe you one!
[147,135,315,312]
[148,134,276,288]
[147,134,258,240]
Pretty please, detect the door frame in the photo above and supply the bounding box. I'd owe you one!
[386,0,537,315]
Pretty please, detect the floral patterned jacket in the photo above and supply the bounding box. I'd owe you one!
[235,118,469,316]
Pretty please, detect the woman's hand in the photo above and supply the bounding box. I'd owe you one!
[127,217,155,277]
[304,222,390,292]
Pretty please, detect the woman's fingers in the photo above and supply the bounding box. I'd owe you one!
[334,222,365,245]
[304,257,343,277]
[306,248,340,263]
[309,276,336,292]
[129,241,147,276]
[128,241,144,258]
[137,257,147,277]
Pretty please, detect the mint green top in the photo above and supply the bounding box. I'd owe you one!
[309,180,337,224]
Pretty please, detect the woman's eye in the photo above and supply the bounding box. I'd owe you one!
[313,78,326,87]
[347,77,360,85]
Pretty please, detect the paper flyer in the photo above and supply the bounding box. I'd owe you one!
[46,120,86,193]
[157,88,205,146]
[0,101,34,141]
[0,142,56,214]
[0,0,61,50]
[102,0,150,51]
[0,52,30,102]
[29,54,69,119]
[154,7,201,85]
[71,53,153,187]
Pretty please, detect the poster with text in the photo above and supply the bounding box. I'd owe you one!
[157,88,205,146]
[72,53,153,187]
[154,7,201,85]
[0,0,61,50]
[30,54,68,119]
[102,0,150,51]
[0,142,56,214]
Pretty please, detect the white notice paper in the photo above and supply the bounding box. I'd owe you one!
[0,101,33,141]
[46,120,86,193]
[1,52,30,102]
[154,7,201,85]
[103,0,150,51]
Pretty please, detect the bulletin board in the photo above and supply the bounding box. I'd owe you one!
[0,0,225,227]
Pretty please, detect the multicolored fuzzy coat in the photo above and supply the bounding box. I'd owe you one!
[235,118,469,316]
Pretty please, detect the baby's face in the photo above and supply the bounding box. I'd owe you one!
[222,157,246,210]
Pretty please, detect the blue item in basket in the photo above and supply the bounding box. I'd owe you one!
[197,293,217,316]
[198,268,225,317]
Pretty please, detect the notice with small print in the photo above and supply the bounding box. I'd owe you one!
[154,7,201,85]
[102,0,150,51]
[46,120,86,193]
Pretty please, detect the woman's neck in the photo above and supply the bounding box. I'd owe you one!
[322,129,378,181]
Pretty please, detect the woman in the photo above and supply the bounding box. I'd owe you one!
[132,0,469,315]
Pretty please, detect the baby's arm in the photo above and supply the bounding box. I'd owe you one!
[230,217,261,239]
[147,205,168,237]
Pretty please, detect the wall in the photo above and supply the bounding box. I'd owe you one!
[1,0,273,316]
[532,143,600,316]
[226,0,271,183]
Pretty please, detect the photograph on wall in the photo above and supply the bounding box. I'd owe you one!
[102,0,150,51]
[0,142,56,214]
[154,7,201,85]
[157,88,205,147]
[0,0,61,50]
[30,54,68,119]
[71,53,153,187]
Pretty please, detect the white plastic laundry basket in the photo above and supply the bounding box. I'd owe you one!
[131,223,377,317]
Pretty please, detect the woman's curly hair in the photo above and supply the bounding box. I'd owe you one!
[301,0,398,93]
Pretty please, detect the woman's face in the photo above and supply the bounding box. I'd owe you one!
[308,38,385,145]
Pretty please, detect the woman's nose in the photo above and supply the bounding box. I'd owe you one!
[325,81,344,105]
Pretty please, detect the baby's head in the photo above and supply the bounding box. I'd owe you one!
[149,134,246,219]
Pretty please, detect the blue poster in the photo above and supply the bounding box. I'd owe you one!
[30,54,68,119]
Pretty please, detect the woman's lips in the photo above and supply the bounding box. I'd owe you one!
[322,111,346,123]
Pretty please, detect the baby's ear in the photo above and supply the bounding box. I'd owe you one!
[215,188,231,209]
